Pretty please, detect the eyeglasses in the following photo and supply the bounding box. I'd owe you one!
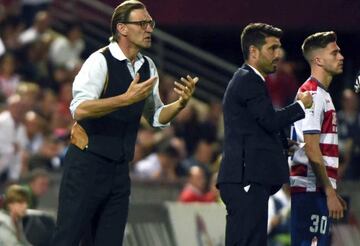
[122,20,156,30]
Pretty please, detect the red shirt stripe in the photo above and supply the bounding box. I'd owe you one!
[291,164,308,177]
[321,110,336,134]
[319,143,339,157]
[300,79,318,92]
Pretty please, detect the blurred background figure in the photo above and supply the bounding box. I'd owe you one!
[337,89,360,180]
[266,48,300,109]
[18,10,53,46]
[27,135,62,171]
[48,22,84,69]
[134,140,182,183]
[0,52,21,97]
[267,185,291,246]
[0,184,32,246]
[21,0,52,28]
[0,94,29,184]
[22,168,50,209]
[23,110,46,155]
[178,166,217,203]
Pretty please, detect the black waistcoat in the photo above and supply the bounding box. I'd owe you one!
[78,47,150,161]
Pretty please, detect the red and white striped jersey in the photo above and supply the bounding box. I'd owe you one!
[289,77,338,193]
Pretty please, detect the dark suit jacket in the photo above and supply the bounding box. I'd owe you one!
[217,64,305,186]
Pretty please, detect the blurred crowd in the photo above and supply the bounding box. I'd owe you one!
[0,1,359,245]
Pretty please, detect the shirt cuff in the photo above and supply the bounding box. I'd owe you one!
[297,100,305,112]
[69,99,86,119]
[152,106,170,128]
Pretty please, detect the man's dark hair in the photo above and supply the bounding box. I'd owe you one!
[28,168,50,183]
[241,23,283,61]
[301,31,337,63]
[157,141,180,159]
[110,0,145,42]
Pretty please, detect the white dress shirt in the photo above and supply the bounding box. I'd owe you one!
[70,42,169,128]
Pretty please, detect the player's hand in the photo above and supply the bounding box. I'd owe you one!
[297,91,313,109]
[326,189,345,220]
[174,75,199,108]
[354,72,360,93]
[337,194,348,211]
[124,74,156,104]
[287,139,299,156]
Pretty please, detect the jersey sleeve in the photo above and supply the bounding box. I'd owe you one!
[302,91,324,134]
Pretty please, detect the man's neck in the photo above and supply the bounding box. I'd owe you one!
[311,69,333,89]
[246,60,267,78]
[246,62,266,81]
[118,41,140,64]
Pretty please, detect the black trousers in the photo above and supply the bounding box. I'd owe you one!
[219,183,271,246]
[51,144,130,246]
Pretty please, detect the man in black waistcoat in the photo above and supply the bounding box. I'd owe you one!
[217,23,313,246]
[51,1,198,245]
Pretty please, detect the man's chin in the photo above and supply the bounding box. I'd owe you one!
[141,42,152,49]
[332,68,343,75]
[267,66,277,74]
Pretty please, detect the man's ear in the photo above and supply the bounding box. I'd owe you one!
[117,23,128,36]
[313,56,323,67]
[249,45,259,60]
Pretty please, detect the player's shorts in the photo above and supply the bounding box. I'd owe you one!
[291,192,332,246]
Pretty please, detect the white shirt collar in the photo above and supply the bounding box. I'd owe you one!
[247,64,265,82]
[108,41,144,62]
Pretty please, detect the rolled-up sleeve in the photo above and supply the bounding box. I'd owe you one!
[69,52,107,118]
[142,57,170,128]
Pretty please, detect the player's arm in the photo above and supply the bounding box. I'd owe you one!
[304,134,346,219]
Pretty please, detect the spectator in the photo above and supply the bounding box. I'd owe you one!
[27,135,61,171]
[18,11,52,46]
[0,94,29,183]
[266,49,299,109]
[173,104,203,155]
[1,17,23,51]
[268,185,291,246]
[51,81,73,130]
[19,40,51,83]
[0,52,21,97]
[22,168,50,209]
[35,89,58,122]
[337,89,360,180]
[181,139,215,185]
[21,0,52,28]
[49,22,85,69]
[178,166,216,203]
[0,184,32,245]
[24,111,46,155]
[134,141,181,182]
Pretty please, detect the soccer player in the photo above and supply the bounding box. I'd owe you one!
[290,31,347,245]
